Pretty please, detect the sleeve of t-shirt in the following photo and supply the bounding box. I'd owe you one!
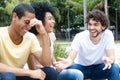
[105,30,115,50]
[71,33,81,52]
[31,34,42,53]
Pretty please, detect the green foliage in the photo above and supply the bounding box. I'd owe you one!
[0,0,31,26]
[0,0,6,7]
[0,0,9,26]
[54,43,68,61]
[87,0,104,11]
[0,0,120,37]
[30,0,50,4]
[5,1,19,15]
[4,0,31,15]
[0,14,10,26]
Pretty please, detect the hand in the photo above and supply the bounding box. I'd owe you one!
[34,64,44,69]
[30,18,46,35]
[29,69,46,80]
[53,57,72,72]
[102,56,113,70]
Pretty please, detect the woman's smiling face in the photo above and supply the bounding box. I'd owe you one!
[44,12,55,33]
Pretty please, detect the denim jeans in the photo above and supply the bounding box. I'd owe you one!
[68,63,120,80]
[16,67,58,80]
[41,67,58,80]
[0,72,16,80]
[58,69,84,80]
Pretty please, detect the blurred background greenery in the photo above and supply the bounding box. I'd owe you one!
[0,0,120,40]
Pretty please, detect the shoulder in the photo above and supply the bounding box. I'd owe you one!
[24,32,39,46]
[0,27,8,36]
[0,27,8,32]
[75,30,89,38]
[102,29,114,41]
[103,29,113,36]
[24,32,37,39]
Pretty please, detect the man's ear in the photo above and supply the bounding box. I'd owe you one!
[12,12,18,21]
[102,26,106,31]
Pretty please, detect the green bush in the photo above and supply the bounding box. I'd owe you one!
[54,43,68,61]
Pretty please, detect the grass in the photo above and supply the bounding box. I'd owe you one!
[115,40,120,44]
[56,40,120,44]
[55,40,71,44]
[55,40,71,49]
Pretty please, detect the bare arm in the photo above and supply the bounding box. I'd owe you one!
[54,49,78,72]
[28,34,51,69]
[0,63,45,79]
[102,49,115,70]
[0,63,30,76]
[27,55,41,70]
[52,55,56,64]
[67,49,78,63]
[30,18,52,67]
[106,49,115,62]
[39,32,51,66]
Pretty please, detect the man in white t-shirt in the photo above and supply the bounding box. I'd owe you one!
[55,9,120,80]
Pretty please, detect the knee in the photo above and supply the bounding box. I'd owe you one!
[110,63,119,73]
[1,72,16,80]
[41,67,58,80]
[42,67,58,74]
[111,63,119,70]
[58,69,83,80]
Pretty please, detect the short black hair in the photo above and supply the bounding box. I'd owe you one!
[12,3,35,19]
[86,9,110,31]
[29,2,55,35]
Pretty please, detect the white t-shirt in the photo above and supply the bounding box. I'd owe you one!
[71,29,115,66]
[48,32,56,54]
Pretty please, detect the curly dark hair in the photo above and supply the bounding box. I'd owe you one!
[86,9,110,31]
[29,2,55,35]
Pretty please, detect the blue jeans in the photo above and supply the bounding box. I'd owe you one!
[41,67,58,80]
[68,63,120,80]
[58,69,84,80]
[0,72,16,80]
[16,67,58,80]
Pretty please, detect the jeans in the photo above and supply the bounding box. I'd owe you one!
[41,67,58,80]
[68,63,120,80]
[58,69,84,80]
[16,67,58,80]
[0,72,16,80]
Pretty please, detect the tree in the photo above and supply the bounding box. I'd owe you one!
[0,0,10,26]
[1,0,119,40]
